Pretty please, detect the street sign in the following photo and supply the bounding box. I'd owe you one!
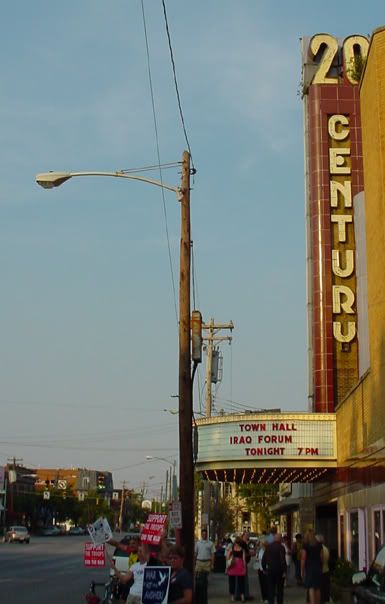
[142,566,170,604]
[57,479,67,489]
[169,501,182,529]
[43,490,50,500]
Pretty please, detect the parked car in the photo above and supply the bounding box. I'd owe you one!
[352,544,385,604]
[68,526,86,536]
[3,525,30,543]
[41,525,61,536]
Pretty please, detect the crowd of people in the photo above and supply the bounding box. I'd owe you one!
[103,527,330,604]
[221,528,331,604]
[108,534,193,604]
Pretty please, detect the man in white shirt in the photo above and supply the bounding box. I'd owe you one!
[194,528,215,574]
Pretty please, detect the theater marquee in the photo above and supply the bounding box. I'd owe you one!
[195,413,337,483]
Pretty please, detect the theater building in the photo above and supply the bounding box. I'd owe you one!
[196,27,385,570]
[296,28,385,569]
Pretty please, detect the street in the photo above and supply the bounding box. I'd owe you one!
[0,535,309,604]
[0,535,110,603]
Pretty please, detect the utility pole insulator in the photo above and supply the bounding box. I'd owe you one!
[191,310,203,363]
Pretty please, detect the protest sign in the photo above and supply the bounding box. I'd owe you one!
[142,566,170,604]
[169,501,182,529]
[141,513,168,545]
[84,542,105,567]
[88,517,112,545]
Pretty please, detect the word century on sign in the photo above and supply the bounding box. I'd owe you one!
[328,115,356,343]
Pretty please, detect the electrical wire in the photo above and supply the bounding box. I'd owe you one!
[141,0,178,328]
[120,162,181,174]
[0,440,177,453]
[161,0,195,173]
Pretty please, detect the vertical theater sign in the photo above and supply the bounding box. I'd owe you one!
[302,35,369,411]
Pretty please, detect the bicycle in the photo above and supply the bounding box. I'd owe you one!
[85,577,118,604]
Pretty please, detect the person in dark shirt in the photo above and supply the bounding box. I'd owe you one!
[262,533,287,604]
[167,545,193,604]
[301,529,323,604]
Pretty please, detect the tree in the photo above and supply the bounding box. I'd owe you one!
[210,489,234,542]
[238,483,279,531]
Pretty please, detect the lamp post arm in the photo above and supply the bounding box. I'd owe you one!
[36,171,182,197]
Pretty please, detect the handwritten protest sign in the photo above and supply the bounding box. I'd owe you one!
[141,513,168,545]
[87,517,112,545]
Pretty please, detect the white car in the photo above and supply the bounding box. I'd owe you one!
[4,525,30,543]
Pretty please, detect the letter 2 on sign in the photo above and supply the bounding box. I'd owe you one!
[309,34,369,85]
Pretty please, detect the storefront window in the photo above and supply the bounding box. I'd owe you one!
[374,510,381,555]
[350,511,359,569]
[372,507,385,560]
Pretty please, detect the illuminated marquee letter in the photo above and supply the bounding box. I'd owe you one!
[330,180,352,208]
[332,249,354,277]
[333,285,355,314]
[329,148,351,174]
[328,115,350,140]
[333,321,356,343]
[331,214,353,243]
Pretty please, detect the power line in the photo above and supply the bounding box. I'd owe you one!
[161,0,195,172]
[141,0,178,328]
[0,440,177,453]
[120,162,181,174]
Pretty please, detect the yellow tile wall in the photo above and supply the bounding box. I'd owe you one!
[337,27,385,464]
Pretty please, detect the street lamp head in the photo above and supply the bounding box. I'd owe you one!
[36,172,72,189]
[145,456,153,461]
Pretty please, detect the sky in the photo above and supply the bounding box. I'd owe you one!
[0,1,384,497]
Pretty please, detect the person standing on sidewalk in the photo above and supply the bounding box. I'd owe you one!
[167,545,193,604]
[226,537,247,603]
[194,528,215,574]
[262,533,287,604]
[195,528,215,604]
[283,535,293,586]
[301,529,323,604]
[292,533,303,585]
[316,534,330,604]
[254,537,269,604]
[239,531,252,601]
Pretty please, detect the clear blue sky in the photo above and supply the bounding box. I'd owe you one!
[0,1,383,494]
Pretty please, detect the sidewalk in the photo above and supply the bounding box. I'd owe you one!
[207,570,307,604]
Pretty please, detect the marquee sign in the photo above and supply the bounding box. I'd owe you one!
[302,34,368,411]
[196,414,337,476]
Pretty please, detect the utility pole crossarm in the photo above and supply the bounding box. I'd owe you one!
[202,335,232,342]
[202,321,234,330]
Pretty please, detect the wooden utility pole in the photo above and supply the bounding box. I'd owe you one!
[178,150,194,573]
[202,320,233,536]
[203,319,234,416]
[118,482,126,531]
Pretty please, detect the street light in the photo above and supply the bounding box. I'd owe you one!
[36,150,194,572]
